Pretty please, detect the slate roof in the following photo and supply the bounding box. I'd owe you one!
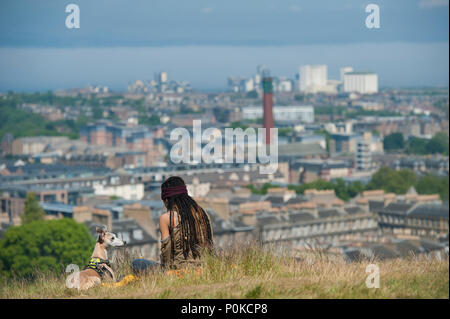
[419,239,444,252]
[289,212,315,223]
[229,197,250,206]
[257,215,281,226]
[114,219,158,244]
[207,209,253,234]
[344,206,365,215]
[379,202,415,215]
[285,196,308,205]
[344,239,445,262]
[318,209,341,219]
[368,200,385,213]
[394,241,422,257]
[263,195,284,206]
[278,143,327,158]
[343,248,366,262]
[369,245,399,260]
[408,204,449,219]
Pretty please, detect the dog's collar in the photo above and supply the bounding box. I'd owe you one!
[84,257,112,278]
[88,257,110,267]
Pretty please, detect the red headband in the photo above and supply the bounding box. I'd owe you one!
[161,185,188,201]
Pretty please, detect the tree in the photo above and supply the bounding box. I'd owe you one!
[278,127,294,137]
[383,132,404,151]
[333,178,351,201]
[246,183,279,195]
[139,114,160,126]
[230,122,250,130]
[21,192,45,225]
[426,132,449,155]
[406,133,449,155]
[415,175,449,202]
[0,218,95,279]
[406,137,428,154]
[367,167,416,194]
[92,106,103,120]
[213,107,230,123]
[294,94,305,102]
[245,90,258,99]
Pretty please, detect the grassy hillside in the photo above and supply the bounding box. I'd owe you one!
[0,245,448,299]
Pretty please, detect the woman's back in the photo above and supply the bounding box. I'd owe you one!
[160,205,214,269]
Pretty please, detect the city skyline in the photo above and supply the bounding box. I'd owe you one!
[0,42,448,92]
[0,0,448,92]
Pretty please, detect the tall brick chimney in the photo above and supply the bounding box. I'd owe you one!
[262,77,274,144]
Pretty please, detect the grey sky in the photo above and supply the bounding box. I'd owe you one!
[0,0,448,91]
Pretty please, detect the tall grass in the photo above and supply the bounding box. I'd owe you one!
[0,242,448,299]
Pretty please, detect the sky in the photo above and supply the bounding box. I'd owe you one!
[0,0,448,91]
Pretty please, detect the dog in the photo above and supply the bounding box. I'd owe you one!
[73,225,126,290]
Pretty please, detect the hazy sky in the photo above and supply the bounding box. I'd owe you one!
[0,0,448,91]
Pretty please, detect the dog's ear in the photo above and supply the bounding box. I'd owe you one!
[96,226,105,243]
[102,224,108,233]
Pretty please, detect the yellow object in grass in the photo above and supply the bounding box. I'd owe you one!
[166,267,202,278]
[102,274,138,287]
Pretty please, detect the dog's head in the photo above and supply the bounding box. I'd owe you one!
[96,226,126,248]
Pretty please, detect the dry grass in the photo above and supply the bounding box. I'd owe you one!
[0,243,448,299]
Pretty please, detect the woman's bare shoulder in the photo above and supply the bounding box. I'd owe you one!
[159,212,170,224]
[160,211,179,224]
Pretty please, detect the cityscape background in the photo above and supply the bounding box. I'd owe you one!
[0,1,448,282]
[0,0,449,91]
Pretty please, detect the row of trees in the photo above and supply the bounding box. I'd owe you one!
[0,92,165,142]
[384,132,449,156]
[0,97,69,141]
[312,105,401,119]
[247,167,449,202]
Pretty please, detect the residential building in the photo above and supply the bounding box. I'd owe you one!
[299,65,327,93]
[242,106,314,123]
[343,72,378,94]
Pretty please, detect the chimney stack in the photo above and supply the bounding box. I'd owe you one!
[262,77,274,144]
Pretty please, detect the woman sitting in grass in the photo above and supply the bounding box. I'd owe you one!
[131,176,214,274]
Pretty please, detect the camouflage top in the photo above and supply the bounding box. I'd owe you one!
[160,209,213,269]
[160,226,202,269]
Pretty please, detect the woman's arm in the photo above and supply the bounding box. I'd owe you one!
[159,213,170,240]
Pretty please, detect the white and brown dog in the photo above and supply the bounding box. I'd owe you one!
[74,226,125,290]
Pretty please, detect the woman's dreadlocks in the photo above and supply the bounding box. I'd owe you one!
[161,176,214,261]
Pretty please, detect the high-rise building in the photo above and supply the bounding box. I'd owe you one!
[299,65,328,93]
[157,71,168,84]
[340,66,354,82]
[343,72,378,94]
[155,71,168,93]
[356,140,371,171]
[240,78,255,92]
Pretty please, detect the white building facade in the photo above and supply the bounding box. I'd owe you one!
[340,66,354,82]
[343,72,378,94]
[299,65,328,93]
[242,105,314,123]
[93,183,145,200]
